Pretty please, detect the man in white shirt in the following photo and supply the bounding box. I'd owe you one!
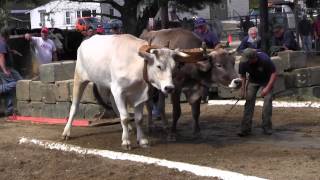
[25,27,57,64]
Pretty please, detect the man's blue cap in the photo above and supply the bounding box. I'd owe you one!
[194,17,207,27]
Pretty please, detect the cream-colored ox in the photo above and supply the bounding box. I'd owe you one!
[62,34,189,150]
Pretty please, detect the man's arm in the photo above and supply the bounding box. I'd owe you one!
[261,72,277,97]
[240,75,247,99]
[0,53,10,76]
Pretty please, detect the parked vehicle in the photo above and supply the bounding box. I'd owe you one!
[103,19,122,34]
[75,17,101,32]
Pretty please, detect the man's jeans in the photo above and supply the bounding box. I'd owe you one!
[241,83,273,132]
[0,69,22,114]
[301,35,312,53]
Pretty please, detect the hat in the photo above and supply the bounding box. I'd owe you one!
[240,48,257,63]
[194,17,207,27]
[41,27,49,34]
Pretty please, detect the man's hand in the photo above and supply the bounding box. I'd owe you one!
[240,88,246,99]
[3,68,11,77]
[24,33,31,40]
[261,87,270,97]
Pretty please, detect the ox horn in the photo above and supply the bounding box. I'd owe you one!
[228,48,237,55]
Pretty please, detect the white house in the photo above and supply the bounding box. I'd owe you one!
[29,0,102,29]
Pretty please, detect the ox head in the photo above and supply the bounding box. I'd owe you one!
[197,48,241,89]
[139,45,189,94]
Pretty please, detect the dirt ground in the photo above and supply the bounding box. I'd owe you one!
[0,103,320,180]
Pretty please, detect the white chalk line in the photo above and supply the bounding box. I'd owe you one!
[19,137,267,180]
[208,100,320,108]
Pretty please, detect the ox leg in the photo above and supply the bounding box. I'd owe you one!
[146,87,155,133]
[158,92,169,132]
[146,98,155,133]
[135,103,149,148]
[191,98,201,137]
[111,87,131,150]
[62,73,89,140]
[168,90,181,141]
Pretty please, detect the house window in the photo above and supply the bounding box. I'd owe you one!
[92,10,96,17]
[82,10,91,17]
[110,8,114,16]
[66,11,71,24]
[39,10,46,27]
[77,11,81,18]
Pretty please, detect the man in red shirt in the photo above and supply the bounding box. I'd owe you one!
[313,15,320,54]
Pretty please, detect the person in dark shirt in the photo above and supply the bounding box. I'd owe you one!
[271,24,299,54]
[241,16,254,37]
[298,15,313,53]
[193,17,220,48]
[238,48,277,137]
[0,27,22,115]
[237,26,261,53]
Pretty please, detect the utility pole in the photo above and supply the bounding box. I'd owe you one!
[259,0,269,53]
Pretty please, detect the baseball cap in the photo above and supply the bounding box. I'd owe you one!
[240,48,257,63]
[194,17,207,27]
[41,27,49,34]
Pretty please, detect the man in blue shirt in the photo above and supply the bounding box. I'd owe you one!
[193,17,220,48]
[0,28,22,115]
[271,24,299,54]
[238,48,277,137]
[237,26,261,53]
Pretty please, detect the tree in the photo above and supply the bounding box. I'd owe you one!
[71,0,221,35]
[0,0,51,27]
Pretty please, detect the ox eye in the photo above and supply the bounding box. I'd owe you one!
[157,65,162,70]
[215,63,222,68]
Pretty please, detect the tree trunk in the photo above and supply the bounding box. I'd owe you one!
[160,3,169,29]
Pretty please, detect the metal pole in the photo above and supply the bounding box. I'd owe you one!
[259,0,269,53]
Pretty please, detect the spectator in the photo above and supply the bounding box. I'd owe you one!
[237,26,261,53]
[313,15,320,54]
[0,27,23,116]
[193,17,220,48]
[96,24,105,35]
[110,23,121,35]
[241,16,254,37]
[299,15,313,53]
[83,27,94,40]
[271,24,299,55]
[238,48,277,137]
[25,27,57,64]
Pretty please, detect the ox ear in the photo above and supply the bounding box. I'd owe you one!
[138,51,155,64]
[196,60,211,72]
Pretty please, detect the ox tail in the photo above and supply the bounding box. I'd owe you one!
[92,84,120,117]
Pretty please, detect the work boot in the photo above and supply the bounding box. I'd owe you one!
[262,128,272,135]
[237,130,251,137]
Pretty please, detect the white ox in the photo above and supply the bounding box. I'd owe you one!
[62,34,188,150]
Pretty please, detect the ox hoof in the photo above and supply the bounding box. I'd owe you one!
[121,140,132,150]
[121,144,132,150]
[61,135,70,140]
[192,132,202,139]
[167,133,177,142]
[138,139,149,148]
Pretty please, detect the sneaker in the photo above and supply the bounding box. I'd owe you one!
[262,128,272,135]
[237,131,251,137]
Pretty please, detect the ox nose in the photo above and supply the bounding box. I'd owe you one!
[228,78,242,88]
[164,86,174,94]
